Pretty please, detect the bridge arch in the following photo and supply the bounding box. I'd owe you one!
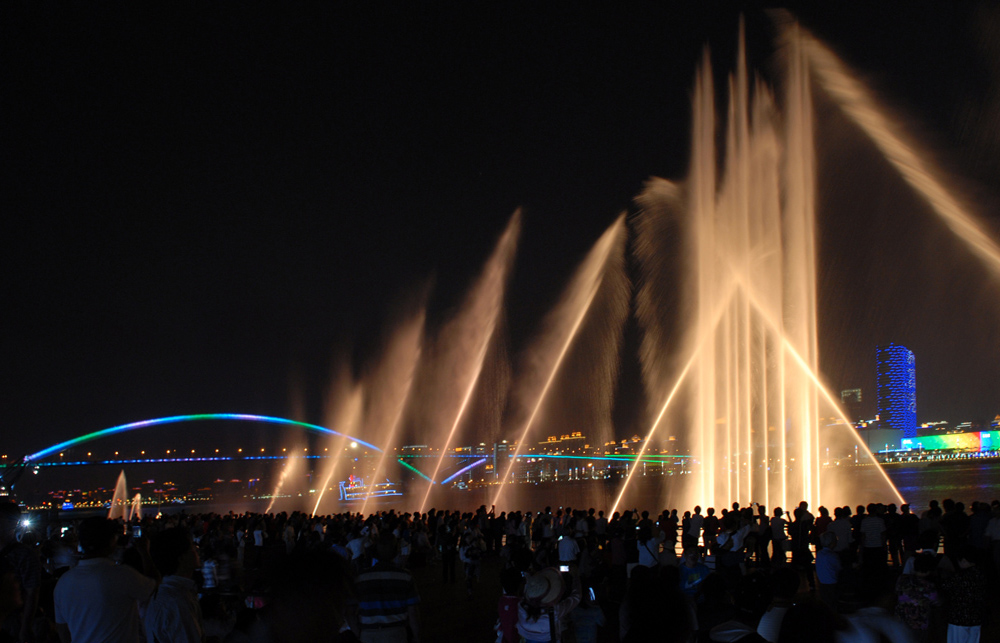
[24,413,382,463]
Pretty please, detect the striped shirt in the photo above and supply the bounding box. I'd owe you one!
[860,516,886,548]
[355,563,420,627]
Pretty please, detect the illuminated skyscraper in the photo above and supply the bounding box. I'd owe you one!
[876,343,917,438]
[840,388,863,423]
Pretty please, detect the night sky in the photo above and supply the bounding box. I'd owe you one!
[4,2,999,461]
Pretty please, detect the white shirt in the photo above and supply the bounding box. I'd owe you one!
[637,534,665,568]
[557,536,580,563]
[828,518,853,552]
[730,524,751,551]
[687,514,704,537]
[757,606,788,642]
[346,536,367,560]
[860,516,885,548]
[145,575,202,643]
[54,557,157,643]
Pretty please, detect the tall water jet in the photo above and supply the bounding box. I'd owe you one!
[313,357,364,516]
[108,470,129,520]
[417,211,520,513]
[360,304,426,515]
[631,23,903,512]
[493,214,628,509]
[130,493,142,521]
[265,454,302,514]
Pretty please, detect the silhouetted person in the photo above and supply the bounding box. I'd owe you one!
[0,503,39,643]
[145,528,202,643]
[53,517,158,643]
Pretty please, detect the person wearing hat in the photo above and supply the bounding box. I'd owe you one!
[516,567,580,643]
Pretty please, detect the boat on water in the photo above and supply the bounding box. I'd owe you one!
[338,475,403,502]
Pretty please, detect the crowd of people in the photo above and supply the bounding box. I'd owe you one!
[1,496,998,643]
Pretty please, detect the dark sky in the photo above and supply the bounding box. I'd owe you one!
[3,2,999,460]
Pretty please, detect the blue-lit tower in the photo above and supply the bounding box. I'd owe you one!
[876,343,917,438]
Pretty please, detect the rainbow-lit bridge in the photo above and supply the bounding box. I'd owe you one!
[1,413,692,490]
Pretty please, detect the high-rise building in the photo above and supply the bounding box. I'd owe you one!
[840,388,863,423]
[876,343,917,438]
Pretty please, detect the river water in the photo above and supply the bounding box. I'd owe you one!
[44,459,1000,518]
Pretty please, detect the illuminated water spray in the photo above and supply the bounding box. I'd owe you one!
[492,214,627,509]
[108,470,129,520]
[265,454,302,513]
[418,211,520,513]
[313,361,364,515]
[631,23,904,512]
[613,281,740,516]
[360,308,426,515]
[792,24,1000,280]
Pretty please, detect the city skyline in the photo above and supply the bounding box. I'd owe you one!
[4,4,1000,462]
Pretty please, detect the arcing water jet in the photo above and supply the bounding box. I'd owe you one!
[360,307,426,515]
[791,23,1000,280]
[265,454,302,514]
[418,211,520,513]
[313,361,364,515]
[612,279,741,515]
[492,214,627,509]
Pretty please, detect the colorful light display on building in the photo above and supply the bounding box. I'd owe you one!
[876,343,917,438]
[901,431,1000,452]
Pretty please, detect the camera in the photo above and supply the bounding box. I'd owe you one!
[559,565,569,572]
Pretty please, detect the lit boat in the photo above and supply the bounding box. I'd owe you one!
[338,475,402,502]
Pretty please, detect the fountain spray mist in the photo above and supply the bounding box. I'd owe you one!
[731,268,906,505]
[417,211,520,513]
[265,454,302,514]
[628,22,906,513]
[492,214,627,510]
[615,275,741,515]
[789,22,1000,279]
[678,23,823,510]
[108,470,129,520]
[313,355,364,515]
[360,306,426,515]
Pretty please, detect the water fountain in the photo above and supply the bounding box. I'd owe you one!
[791,23,1000,279]
[417,211,520,513]
[492,214,628,509]
[359,307,425,515]
[265,454,302,513]
[69,17,986,517]
[108,470,129,520]
[619,23,906,513]
[313,358,364,515]
[130,493,142,521]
